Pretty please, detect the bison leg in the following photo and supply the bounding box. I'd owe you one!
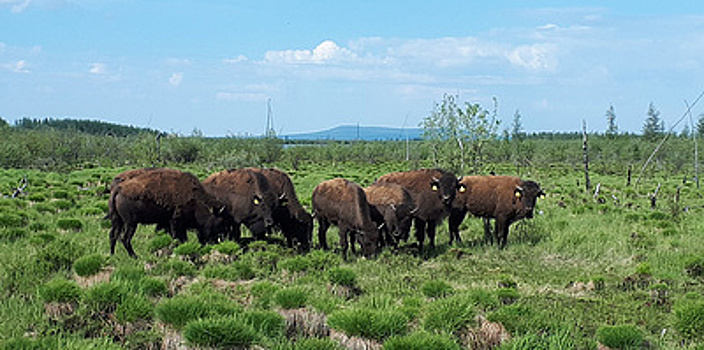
[483,218,495,245]
[448,209,467,246]
[425,220,437,250]
[496,218,510,249]
[413,218,427,253]
[121,223,139,259]
[317,218,330,250]
[109,216,124,255]
[338,226,351,261]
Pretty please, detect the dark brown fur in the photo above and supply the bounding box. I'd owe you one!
[202,168,277,242]
[246,168,313,251]
[364,183,415,247]
[109,168,226,258]
[450,175,544,249]
[375,168,458,252]
[312,178,379,259]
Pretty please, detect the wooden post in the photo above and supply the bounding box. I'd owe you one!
[650,183,661,209]
[627,165,632,186]
[582,120,591,191]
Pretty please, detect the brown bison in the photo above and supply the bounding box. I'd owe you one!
[374,168,459,252]
[108,167,175,234]
[364,183,416,247]
[108,168,226,258]
[449,175,545,249]
[202,168,277,242]
[245,168,313,251]
[312,178,380,259]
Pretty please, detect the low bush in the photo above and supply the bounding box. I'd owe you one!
[422,294,476,333]
[672,293,704,340]
[37,238,84,272]
[149,234,173,252]
[242,310,286,338]
[203,261,255,281]
[111,264,146,283]
[39,278,82,303]
[155,294,241,328]
[684,256,704,278]
[274,288,308,309]
[0,213,27,228]
[595,324,644,349]
[183,316,259,348]
[250,281,280,309]
[496,288,520,304]
[327,308,408,341]
[83,281,128,313]
[295,337,344,350]
[0,228,27,241]
[173,241,204,258]
[421,280,454,298]
[327,267,357,287]
[280,255,312,273]
[56,218,83,231]
[211,240,241,256]
[73,254,104,277]
[383,331,461,350]
[139,277,168,297]
[115,295,153,324]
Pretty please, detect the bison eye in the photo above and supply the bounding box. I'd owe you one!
[458,184,466,193]
[253,196,261,205]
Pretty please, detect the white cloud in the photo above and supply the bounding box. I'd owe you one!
[223,55,248,64]
[507,44,558,70]
[169,72,183,86]
[6,59,30,73]
[264,40,357,65]
[1,0,30,13]
[89,63,106,75]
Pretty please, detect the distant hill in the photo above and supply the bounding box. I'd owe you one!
[283,125,423,141]
[13,117,160,137]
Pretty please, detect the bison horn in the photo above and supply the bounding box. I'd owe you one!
[378,223,385,230]
[432,176,440,182]
[390,204,396,211]
[410,206,419,215]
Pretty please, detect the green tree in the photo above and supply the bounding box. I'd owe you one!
[605,105,618,138]
[642,102,664,141]
[420,94,499,172]
[697,113,704,138]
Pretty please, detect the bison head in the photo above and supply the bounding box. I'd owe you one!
[430,172,459,207]
[514,181,545,219]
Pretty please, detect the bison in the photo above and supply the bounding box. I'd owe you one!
[108,167,175,234]
[449,175,545,249]
[108,168,226,258]
[202,168,277,242]
[245,168,313,251]
[374,168,458,253]
[312,178,380,259]
[364,182,416,248]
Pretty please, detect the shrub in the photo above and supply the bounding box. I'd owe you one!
[595,324,644,349]
[672,293,704,340]
[111,264,146,283]
[155,294,241,328]
[383,331,461,350]
[251,281,280,309]
[274,288,308,309]
[685,256,704,278]
[39,278,82,303]
[295,337,344,350]
[488,303,553,336]
[421,280,454,298]
[157,259,196,277]
[279,255,312,273]
[242,310,286,338]
[328,308,409,341]
[115,295,153,324]
[56,218,83,231]
[422,294,475,333]
[0,213,27,228]
[84,281,128,313]
[328,267,357,287]
[149,234,173,252]
[212,240,241,256]
[73,254,105,277]
[183,316,259,348]
[0,228,27,241]
[203,262,255,281]
[174,241,204,258]
[139,277,168,297]
[496,288,520,304]
[306,249,341,270]
[37,238,84,272]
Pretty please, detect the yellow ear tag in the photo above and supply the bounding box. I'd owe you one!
[540,194,545,199]
[515,191,522,198]
[459,185,466,193]
[253,198,260,205]
[431,184,438,191]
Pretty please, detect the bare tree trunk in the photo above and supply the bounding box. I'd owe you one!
[582,120,591,191]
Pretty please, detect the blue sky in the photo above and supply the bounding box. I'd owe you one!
[2,1,704,136]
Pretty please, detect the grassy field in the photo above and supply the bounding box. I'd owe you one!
[0,161,703,349]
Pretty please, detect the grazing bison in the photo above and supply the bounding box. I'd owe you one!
[202,168,277,242]
[449,175,545,249]
[375,169,459,252]
[109,168,226,258]
[246,168,313,251]
[364,183,416,247]
[312,178,380,259]
[108,167,175,234]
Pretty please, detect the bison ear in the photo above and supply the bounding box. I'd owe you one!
[539,191,546,200]
[458,184,467,193]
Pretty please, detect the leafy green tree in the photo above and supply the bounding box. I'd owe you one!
[642,102,664,141]
[605,105,618,138]
[420,94,499,172]
[697,113,704,138]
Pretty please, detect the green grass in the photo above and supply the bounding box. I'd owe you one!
[0,164,703,348]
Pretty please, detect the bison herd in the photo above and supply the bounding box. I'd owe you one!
[107,167,544,259]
